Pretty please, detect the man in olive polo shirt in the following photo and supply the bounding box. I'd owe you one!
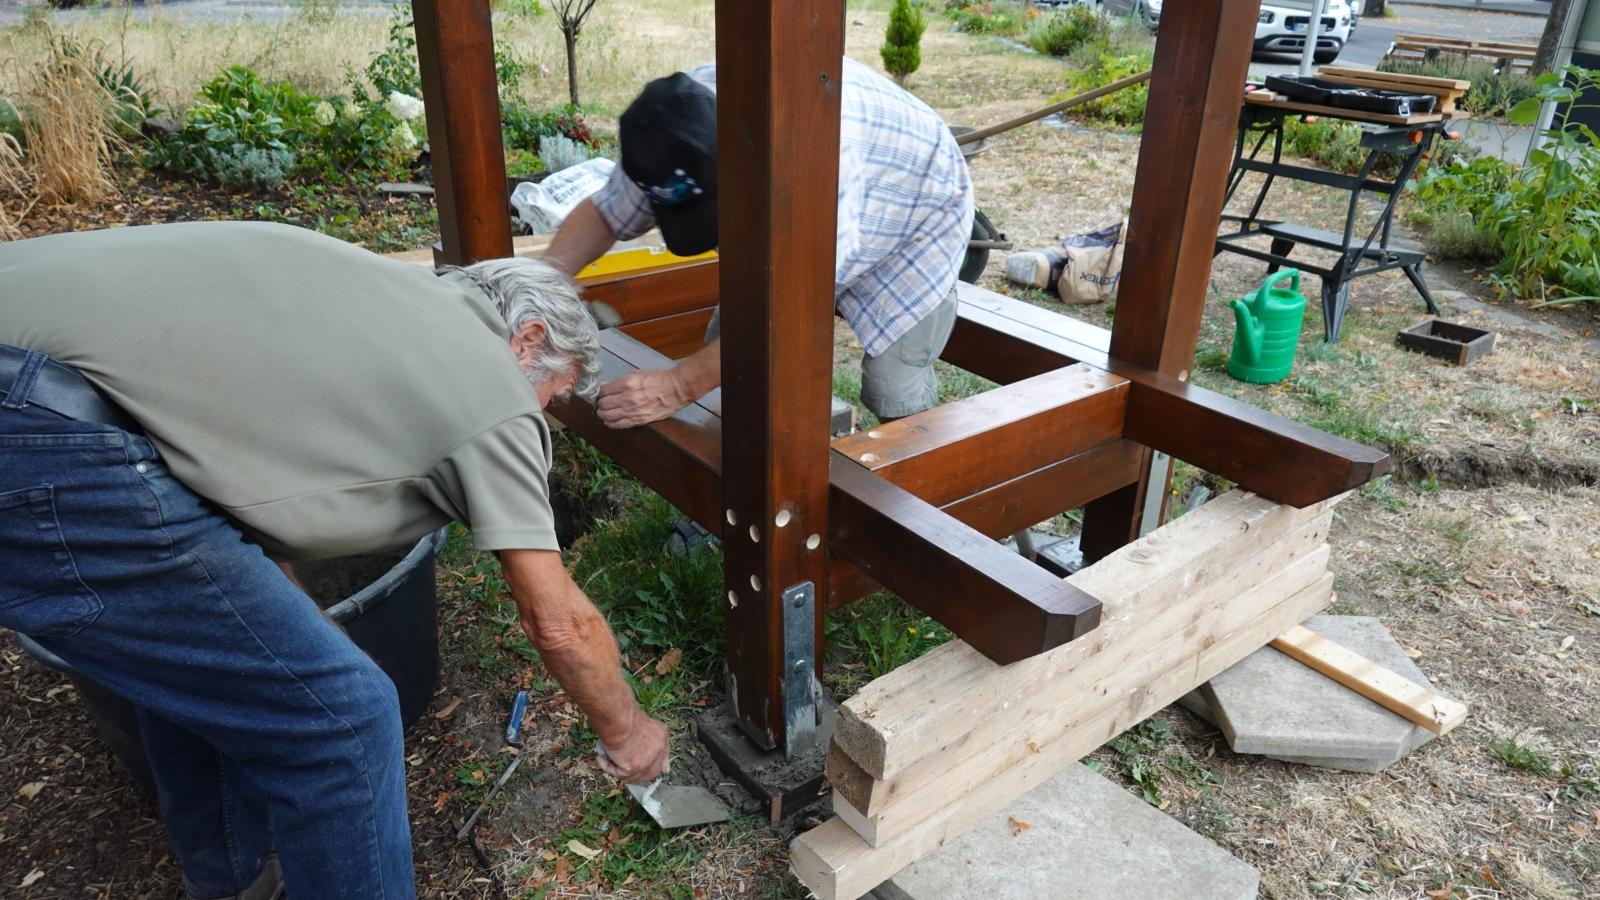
[0,221,669,900]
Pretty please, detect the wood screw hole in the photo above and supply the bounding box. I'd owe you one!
[749,525,761,543]
[727,590,738,608]
[725,508,737,526]
[860,453,879,464]
[750,575,762,591]
[775,510,792,528]
[806,534,820,550]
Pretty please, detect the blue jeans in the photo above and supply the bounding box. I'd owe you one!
[0,361,415,899]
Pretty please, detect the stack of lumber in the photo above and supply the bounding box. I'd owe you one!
[791,490,1345,900]
[1382,34,1535,73]
[1317,65,1470,115]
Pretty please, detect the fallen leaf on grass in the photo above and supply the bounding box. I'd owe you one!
[567,838,601,860]
[656,648,683,675]
[1008,817,1031,835]
[1480,866,1505,891]
[19,870,44,888]
[433,696,462,719]
[1554,635,1576,660]
[1425,886,1453,900]
[17,782,44,801]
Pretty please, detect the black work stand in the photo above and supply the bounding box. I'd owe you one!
[1215,101,1448,341]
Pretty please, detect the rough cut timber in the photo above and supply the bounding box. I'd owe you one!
[791,491,1342,900]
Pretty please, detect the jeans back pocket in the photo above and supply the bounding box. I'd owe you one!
[0,486,104,637]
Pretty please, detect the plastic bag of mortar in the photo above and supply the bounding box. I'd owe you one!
[1004,246,1068,291]
[510,157,615,234]
[1057,217,1126,305]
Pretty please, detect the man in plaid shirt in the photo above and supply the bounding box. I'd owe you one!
[545,58,975,427]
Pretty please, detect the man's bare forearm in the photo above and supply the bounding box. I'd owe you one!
[544,199,618,278]
[498,549,643,745]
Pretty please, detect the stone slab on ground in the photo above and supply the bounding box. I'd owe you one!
[1179,615,1434,772]
[867,763,1259,900]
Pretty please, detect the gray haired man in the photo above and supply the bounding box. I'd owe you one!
[0,221,669,899]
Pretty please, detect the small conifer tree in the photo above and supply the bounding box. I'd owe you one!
[881,0,926,88]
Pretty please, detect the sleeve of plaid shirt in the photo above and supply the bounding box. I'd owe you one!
[591,163,656,241]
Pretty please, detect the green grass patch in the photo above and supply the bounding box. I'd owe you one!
[825,592,954,697]
[1105,717,1223,808]
[1487,738,1556,776]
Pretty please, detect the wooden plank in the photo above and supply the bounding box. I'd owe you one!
[830,490,1338,782]
[714,0,844,749]
[831,364,1129,506]
[1318,65,1469,91]
[579,260,720,326]
[618,308,715,360]
[411,0,512,266]
[793,572,1336,899]
[828,453,1102,665]
[830,540,1332,841]
[949,293,1391,506]
[1079,0,1264,560]
[1271,624,1468,736]
[1242,93,1445,125]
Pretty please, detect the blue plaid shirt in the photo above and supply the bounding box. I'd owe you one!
[592,58,975,357]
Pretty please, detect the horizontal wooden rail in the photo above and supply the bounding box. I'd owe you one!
[577,258,720,325]
[828,453,1101,663]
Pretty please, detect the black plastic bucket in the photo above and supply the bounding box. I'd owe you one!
[16,528,447,792]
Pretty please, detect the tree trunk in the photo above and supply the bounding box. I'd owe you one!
[1361,0,1384,18]
[564,27,580,107]
[1533,0,1577,76]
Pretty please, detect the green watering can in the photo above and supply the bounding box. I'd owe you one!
[1227,269,1307,384]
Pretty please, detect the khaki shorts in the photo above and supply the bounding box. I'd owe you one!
[703,282,959,420]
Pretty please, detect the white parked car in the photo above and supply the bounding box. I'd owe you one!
[1255,0,1356,64]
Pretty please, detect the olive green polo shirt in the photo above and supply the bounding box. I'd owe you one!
[0,221,559,561]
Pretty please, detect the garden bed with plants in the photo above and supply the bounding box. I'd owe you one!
[2,2,1597,898]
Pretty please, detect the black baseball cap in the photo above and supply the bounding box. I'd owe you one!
[619,73,719,257]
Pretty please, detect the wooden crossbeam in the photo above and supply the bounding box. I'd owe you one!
[618,308,716,360]
[831,363,1127,506]
[828,454,1102,663]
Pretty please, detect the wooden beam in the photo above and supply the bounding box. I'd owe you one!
[579,259,719,326]
[1271,625,1468,736]
[1079,0,1263,560]
[831,363,1128,506]
[411,0,512,266]
[828,453,1102,664]
[714,0,844,749]
[618,308,716,360]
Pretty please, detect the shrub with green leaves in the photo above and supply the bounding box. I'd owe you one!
[1410,66,1600,305]
[1026,5,1105,58]
[945,1,1028,37]
[502,102,599,155]
[1060,31,1154,129]
[882,0,927,87]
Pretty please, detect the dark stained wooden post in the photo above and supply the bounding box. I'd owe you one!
[1079,0,1261,562]
[412,0,513,266]
[714,0,844,752]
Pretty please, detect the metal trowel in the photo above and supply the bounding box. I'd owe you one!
[596,743,730,828]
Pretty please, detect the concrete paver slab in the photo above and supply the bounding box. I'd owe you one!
[1180,615,1435,772]
[868,763,1258,900]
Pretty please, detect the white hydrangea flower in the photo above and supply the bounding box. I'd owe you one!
[388,121,418,152]
[339,98,361,122]
[385,91,425,122]
[313,102,336,127]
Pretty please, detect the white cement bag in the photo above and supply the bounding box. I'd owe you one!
[1057,218,1127,305]
[511,157,615,234]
